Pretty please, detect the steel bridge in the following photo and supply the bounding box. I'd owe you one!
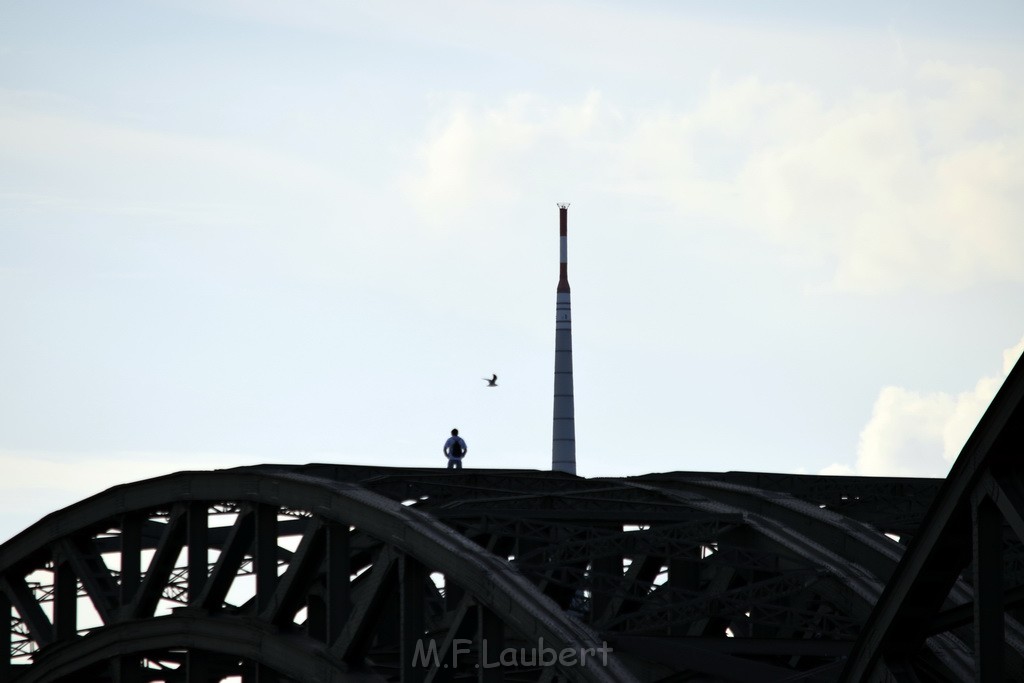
[3,357,1024,682]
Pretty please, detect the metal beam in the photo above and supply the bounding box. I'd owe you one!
[841,352,1024,681]
[973,493,1005,682]
[7,461,1020,681]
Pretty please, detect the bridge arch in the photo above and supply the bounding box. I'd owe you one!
[0,470,633,682]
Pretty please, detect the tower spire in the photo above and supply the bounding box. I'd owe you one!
[553,203,576,474]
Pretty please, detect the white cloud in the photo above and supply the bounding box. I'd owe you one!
[853,386,956,477]
[404,90,611,228]
[819,462,857,476]
[405,63,1024,292]
[822,335,1024,477]
[669,67,1024,292]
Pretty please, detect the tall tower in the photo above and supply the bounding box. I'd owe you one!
[552,203,576,474]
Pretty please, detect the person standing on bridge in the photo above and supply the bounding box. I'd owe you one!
[444,428,468,469]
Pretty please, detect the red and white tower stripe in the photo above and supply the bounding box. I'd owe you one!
[552,203,576,474]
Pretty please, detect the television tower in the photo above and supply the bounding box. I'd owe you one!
[552,203,576,474]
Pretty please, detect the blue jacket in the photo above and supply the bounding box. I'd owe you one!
[444,435,467,458]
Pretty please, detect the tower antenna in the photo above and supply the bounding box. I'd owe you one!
[552,203,576,474]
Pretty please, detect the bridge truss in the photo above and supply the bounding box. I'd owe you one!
[2,360,1024,682]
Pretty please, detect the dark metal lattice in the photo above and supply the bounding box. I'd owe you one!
[3,352,1024,681]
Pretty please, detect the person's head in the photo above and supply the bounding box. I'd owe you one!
[451,428,459,436]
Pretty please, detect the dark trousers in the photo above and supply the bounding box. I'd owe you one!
[447,458,463,470]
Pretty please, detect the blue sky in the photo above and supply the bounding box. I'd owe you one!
[2,1,1024,541]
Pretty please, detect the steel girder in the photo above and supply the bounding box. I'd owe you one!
[841,353,1024,682]
[0,465,931,682]
[0,471,635,682]
[2,410,1023,683]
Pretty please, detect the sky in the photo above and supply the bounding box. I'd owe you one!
[2,0,1024,542]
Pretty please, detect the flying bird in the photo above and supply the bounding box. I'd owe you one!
[483,374,498,387]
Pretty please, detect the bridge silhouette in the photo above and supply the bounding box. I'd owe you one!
[3,357,1024,681]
